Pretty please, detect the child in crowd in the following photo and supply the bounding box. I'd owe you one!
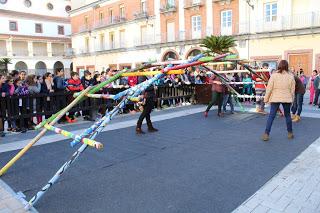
[67,72,84,123]
[0,75,9,137]
[5,76,18,132]
[242,73,253,104]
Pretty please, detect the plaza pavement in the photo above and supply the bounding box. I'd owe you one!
[0,101,319,213]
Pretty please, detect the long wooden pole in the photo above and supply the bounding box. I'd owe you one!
[0,86,92,176]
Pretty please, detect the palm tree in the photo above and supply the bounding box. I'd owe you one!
[200,35,236,56]
[0,58,12,74]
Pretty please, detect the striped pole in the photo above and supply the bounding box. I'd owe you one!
[43,124,103,150]
[25,53,228,208]
[0,87,92,176]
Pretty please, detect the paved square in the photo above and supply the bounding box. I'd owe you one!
[0,111,319,213]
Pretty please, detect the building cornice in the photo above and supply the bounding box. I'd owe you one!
[0,9,70,24]
[0,34,71,42]
[69,0,110,16]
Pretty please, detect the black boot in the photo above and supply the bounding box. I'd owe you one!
[147,123,158,132]
[136,127,145,134]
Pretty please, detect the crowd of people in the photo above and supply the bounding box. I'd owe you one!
[0,62,317,138]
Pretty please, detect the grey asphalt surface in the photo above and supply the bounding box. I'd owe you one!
[0,111,319,213]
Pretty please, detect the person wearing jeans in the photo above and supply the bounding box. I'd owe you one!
[262,60,295,141]
[222,92,234,113]
[265,103,292,136]
[291,75,306,122]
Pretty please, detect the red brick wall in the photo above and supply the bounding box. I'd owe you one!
[184,4,207,40]
[71,0,154,34]
[212,0,239,35]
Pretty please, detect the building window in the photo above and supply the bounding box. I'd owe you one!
[65,5,71,12]
[265,2,277,22]
[120,4,125,19]
[120,30,125,47]
[24,0,32,7]
[167,0,175,7]
[47,3,53,10]
[166,22,175,42]
[9,21,18,31]
[0,0,7,4]
[99,11,104,23]
[85,37,89,52]
[35,23,42,33]
[141,0,146,13]
[191,15,201,39]
[58,25,64,35]
[84,16,89,28]
[109,32,115,49]
[140,26,147,45]
[221,10,232,35]
[109,8,113,23]
[99,34,105,50]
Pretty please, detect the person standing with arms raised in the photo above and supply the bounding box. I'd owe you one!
[262,60,295,141]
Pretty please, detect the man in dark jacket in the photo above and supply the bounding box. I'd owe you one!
[313,73,320,106]
[291,75,306,122]
[53,68,67,123]
[136,76,158,134]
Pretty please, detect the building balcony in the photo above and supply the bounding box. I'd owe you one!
[133,11,149,20]
[160,4,177,14]
[255,11,320,33]
[184,0,205,9]
[79,25,92,33]
[236,11,320,36]
[94,16,127,30]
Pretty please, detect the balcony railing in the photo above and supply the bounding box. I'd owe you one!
[236,11,320,35]
[160,4,177,14]
[133,11,149,19]
[93,16,127,29]
[184,0,205,9]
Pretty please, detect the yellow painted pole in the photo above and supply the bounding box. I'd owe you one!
[0,86,92,176]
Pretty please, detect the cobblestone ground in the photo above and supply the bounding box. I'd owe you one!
[0,105,319,213]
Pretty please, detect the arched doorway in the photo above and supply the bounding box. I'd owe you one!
[162,50,179,61]
[35,61,47,76]
[15,61,28,71]
[54,61,64,71]
[186,48,202,59]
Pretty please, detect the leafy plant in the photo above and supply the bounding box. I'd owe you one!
[0,58,12,74]
[200,35,236,56]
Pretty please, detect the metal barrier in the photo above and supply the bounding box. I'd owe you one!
[0,85,197,131]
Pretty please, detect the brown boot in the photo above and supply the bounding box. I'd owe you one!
[288,132,294,139]
[262,133,269,141]
[136,127,145,134]
[292,115,300,123]
[147,123,158,132]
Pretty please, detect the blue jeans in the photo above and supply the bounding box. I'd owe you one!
[223,94,234,112]
[265,103,292,134]
[291,94,304,116]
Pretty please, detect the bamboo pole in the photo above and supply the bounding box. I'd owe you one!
[43,124,103,150]
[0,86,92,176]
